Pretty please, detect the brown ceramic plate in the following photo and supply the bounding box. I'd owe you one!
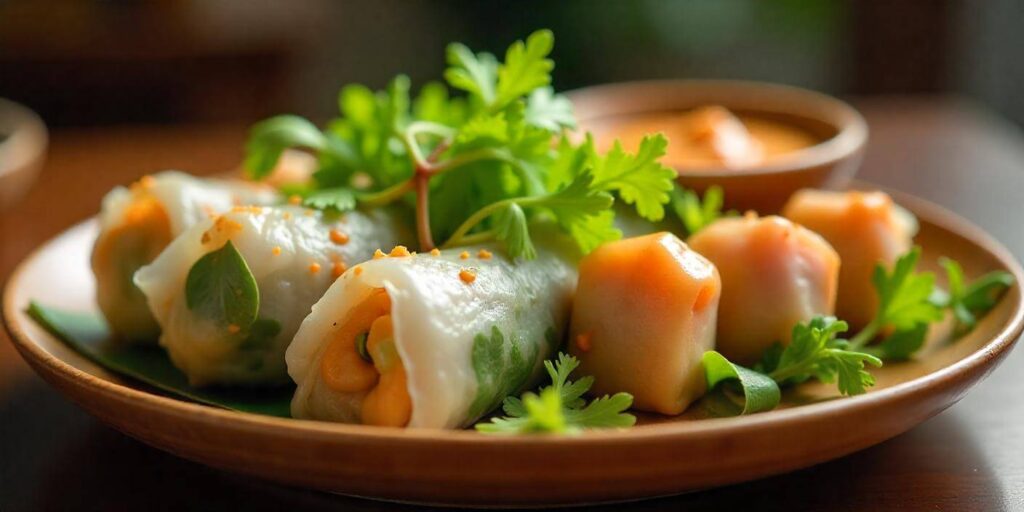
[569,80,868,213]
[3,187,1022,507]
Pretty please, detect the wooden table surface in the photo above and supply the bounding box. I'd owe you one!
[2,98,1023,511]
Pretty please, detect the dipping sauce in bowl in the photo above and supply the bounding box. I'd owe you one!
[610,106,820,170]
[571,80,866,212]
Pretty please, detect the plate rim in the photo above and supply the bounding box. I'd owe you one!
[4,186,1024,447]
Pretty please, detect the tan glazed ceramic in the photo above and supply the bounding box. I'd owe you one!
[3,188,1022,507]
[569,80,868,213]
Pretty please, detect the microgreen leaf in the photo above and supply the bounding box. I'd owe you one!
[702,351,781,416]
[476,353,635,434]
[444,43,498,106]
[184,240,259,331]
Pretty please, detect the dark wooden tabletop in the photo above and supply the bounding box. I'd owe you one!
[2,97,1023,511]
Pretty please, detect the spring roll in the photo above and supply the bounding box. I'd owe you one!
[688,213,840,365]
[92,171,277,342]
[135,205,411,386]
[782,189,918,328]
[568,233,720,415]
[286,244,577,428]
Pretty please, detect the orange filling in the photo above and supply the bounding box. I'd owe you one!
[319,289,412,427]
[93,196,173,299]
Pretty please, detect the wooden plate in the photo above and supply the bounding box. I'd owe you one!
[3,188,1022,507]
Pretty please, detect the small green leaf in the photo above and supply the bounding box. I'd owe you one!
[494,29,555,110]
[444,43,498,105]
[525,87,575,132]
[185,241,259,331]
[303,187,357,213]
[589,134,677,221]
[494,203,536,260]
[866,323,929,361]
[938,257,1014,335]
[244,115,326,180]
[476,352,635,435]
[702,351,781,416]
[670,185,728,235]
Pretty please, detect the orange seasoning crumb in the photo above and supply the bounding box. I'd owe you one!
[227,324,241,334]
[329,229,350,245]
[459,268,476,284]
[575,332,593,352]
[332,261,347,278]
[459,251,470,260]
[430,248,441,257]
[304,209,315,217]
[283,211,292,220]
[288,195,302,205]
[477,249,493,260]
[309,262,322,274]
[373,249,386,260]
[354,266,364,276]
[139,175,156,189]
[389,245,411,257]
[272,246,282,256]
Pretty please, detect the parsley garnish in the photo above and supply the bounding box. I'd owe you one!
[934,257,1014,335]
[476,353,636,434]
[243,30,675,260]
[670,185,729,235]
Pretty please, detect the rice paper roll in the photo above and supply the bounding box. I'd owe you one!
[135,205,410,386]
[568,233,720,415]
[688,213,840,365]
[286,244,577,428]
[782,189,918,328]
[92,171,277,342]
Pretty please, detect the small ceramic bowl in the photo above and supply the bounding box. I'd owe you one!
[568,80,868,213]
[0,98,48,210]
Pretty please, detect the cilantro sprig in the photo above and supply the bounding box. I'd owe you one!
[244,30,675,260]
[476,353,636,434]
[934,257,1014,335]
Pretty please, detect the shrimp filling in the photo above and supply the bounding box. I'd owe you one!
[319,289,412,427]
[92,195,173,335]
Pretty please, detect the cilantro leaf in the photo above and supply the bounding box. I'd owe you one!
[302,188,357,213]
[849,248,944,349]
[493,203,536,260]
[762,316,882,396]
[444,43,498,106]
[476,353,636,434]
[865,323,928,360]
[525,87,575,132]
[589,134,677,221]
[244,115,326,180]
[185,240,259,331]
[670,185,728,235]
[494,29,554,110]
[937,257,1014,335]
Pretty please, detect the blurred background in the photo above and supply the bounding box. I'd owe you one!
[1,0,1022,128]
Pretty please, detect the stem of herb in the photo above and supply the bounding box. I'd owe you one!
[848,321,880,350]
[414,174,435,250]
[359,180,414,206]
[441,199,516,248]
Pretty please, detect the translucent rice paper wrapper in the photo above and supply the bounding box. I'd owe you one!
[135,205,411,386]
[92,171,277,341]
[287,244,577,429]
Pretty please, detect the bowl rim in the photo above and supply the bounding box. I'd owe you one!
[0,97,48,176]
[566,79,869,179]
[2,185,1022,447]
